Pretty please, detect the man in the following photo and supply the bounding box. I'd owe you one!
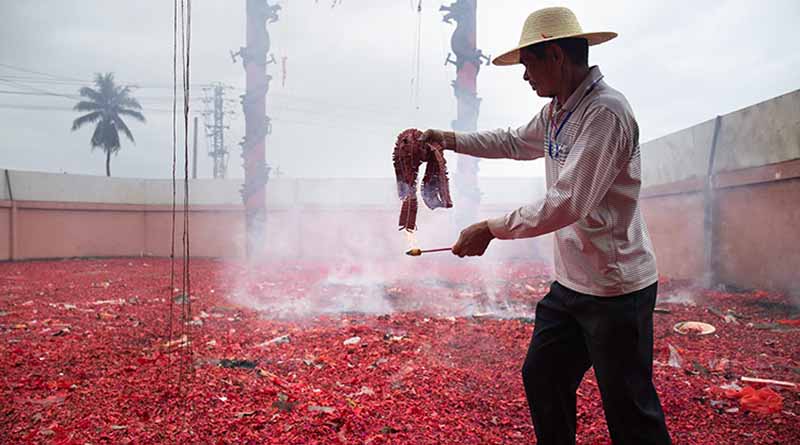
[420,7,672,445]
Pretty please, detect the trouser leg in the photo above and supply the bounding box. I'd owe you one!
[522,283,591,445]
[575,282,672,445]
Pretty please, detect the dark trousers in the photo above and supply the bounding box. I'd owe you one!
[522,281,671,445]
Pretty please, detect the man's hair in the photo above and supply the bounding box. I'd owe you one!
[524,37,589,67]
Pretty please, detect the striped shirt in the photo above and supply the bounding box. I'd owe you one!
[454,66,657,297]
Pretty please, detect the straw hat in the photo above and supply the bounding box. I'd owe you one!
[492,7,617,66]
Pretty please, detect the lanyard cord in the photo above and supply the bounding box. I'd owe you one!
[547,76,603,159]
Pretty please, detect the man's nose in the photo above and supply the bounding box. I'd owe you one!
[523,70,530,82]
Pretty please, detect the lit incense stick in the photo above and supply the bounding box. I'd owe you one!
[405,247,452,256]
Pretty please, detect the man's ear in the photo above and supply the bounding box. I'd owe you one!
[549,43,563,64]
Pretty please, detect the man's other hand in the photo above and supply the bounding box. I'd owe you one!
[452,220,495,257]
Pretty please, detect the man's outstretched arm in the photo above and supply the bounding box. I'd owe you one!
[419,108,546,160]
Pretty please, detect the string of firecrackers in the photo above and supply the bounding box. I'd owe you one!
[393,128,452,233]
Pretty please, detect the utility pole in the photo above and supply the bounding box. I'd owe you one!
[441,0,489,228]
[200,83,231,179]
[233,0,280,259]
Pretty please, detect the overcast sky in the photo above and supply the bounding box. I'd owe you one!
[0,0,798,179]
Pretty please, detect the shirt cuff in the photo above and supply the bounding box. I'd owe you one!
[444,131,457,151]
[487,215,512,240]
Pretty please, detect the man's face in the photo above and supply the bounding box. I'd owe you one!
[520,46,560,98]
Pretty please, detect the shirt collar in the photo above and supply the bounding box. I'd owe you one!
[556,65,604,112]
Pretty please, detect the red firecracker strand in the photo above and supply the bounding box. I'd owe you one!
[393,128,452,232]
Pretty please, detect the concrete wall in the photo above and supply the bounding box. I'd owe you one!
[1,169,545,208]
[0,205,10,258]
[715,178,800,291]
[641,119,717,188]
[639,89,800,292]
[713,90,800,173]
[640,190,706,281]
[0,170,548,262]
[142,208,245,258]
[8,170,148,204]
[16,204,145,259]
[641,89,800,187]
[0,170,11,200]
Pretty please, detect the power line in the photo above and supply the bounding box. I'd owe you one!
[0,103,74,112]
[0,74,215,90]
[0,86,203,105]
[0,70,427,129]
[0,96,423,128]
[0,76,92,86]
[0,89,78,98]
[0,76,214,90]
[0,89,416,125]
[0,102,175,113]
[0,73,414,116]
[0,62,87,82]
[0,79,80,100]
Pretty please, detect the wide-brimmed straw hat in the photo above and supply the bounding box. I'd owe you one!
[492,7,617,66]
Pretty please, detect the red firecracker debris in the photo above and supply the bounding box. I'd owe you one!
[0,259,798,444]
[726,386,784,414]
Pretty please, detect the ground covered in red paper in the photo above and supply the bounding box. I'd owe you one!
[1,259,798,444]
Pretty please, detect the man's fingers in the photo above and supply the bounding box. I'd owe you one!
[418,129,441,143]
[451,221,493,258]
[451,230,465,256]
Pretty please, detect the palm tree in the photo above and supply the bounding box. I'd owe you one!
[71,73,145,177]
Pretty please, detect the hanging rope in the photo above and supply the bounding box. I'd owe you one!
[169,0,192,417]
[175,0,193,398]
[412,0,423,110]
[168,0,178,350]
[181,0,193,386]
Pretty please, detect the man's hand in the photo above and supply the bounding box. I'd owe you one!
[452,220,495,257]
[418,129,454,150]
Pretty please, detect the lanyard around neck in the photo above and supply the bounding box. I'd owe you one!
[547,76,603,159]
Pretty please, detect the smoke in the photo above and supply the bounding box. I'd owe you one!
[228,259,540,321]
[657,288,699,306]
[184,148,553,322]
[224,208,546,321]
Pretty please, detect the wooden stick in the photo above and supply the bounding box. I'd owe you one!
[741,376,797,388]
[405,247,452,256]
[421,247,452,253]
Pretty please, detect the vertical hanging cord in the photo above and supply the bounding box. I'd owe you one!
[177,0,186,399]
[414,0,423,110]
[168,0,178,350]
[409,1,416,101]
[182,0,193,368]
[175,0,193,410]
[168,1,192,435]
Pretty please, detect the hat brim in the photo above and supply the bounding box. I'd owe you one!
[492,32,618,66]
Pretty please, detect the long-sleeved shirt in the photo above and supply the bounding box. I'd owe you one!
[454,66,657,297]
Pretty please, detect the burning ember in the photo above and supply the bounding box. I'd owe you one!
[1,259,798,443]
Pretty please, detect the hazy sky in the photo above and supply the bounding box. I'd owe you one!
[0,0,798,179]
